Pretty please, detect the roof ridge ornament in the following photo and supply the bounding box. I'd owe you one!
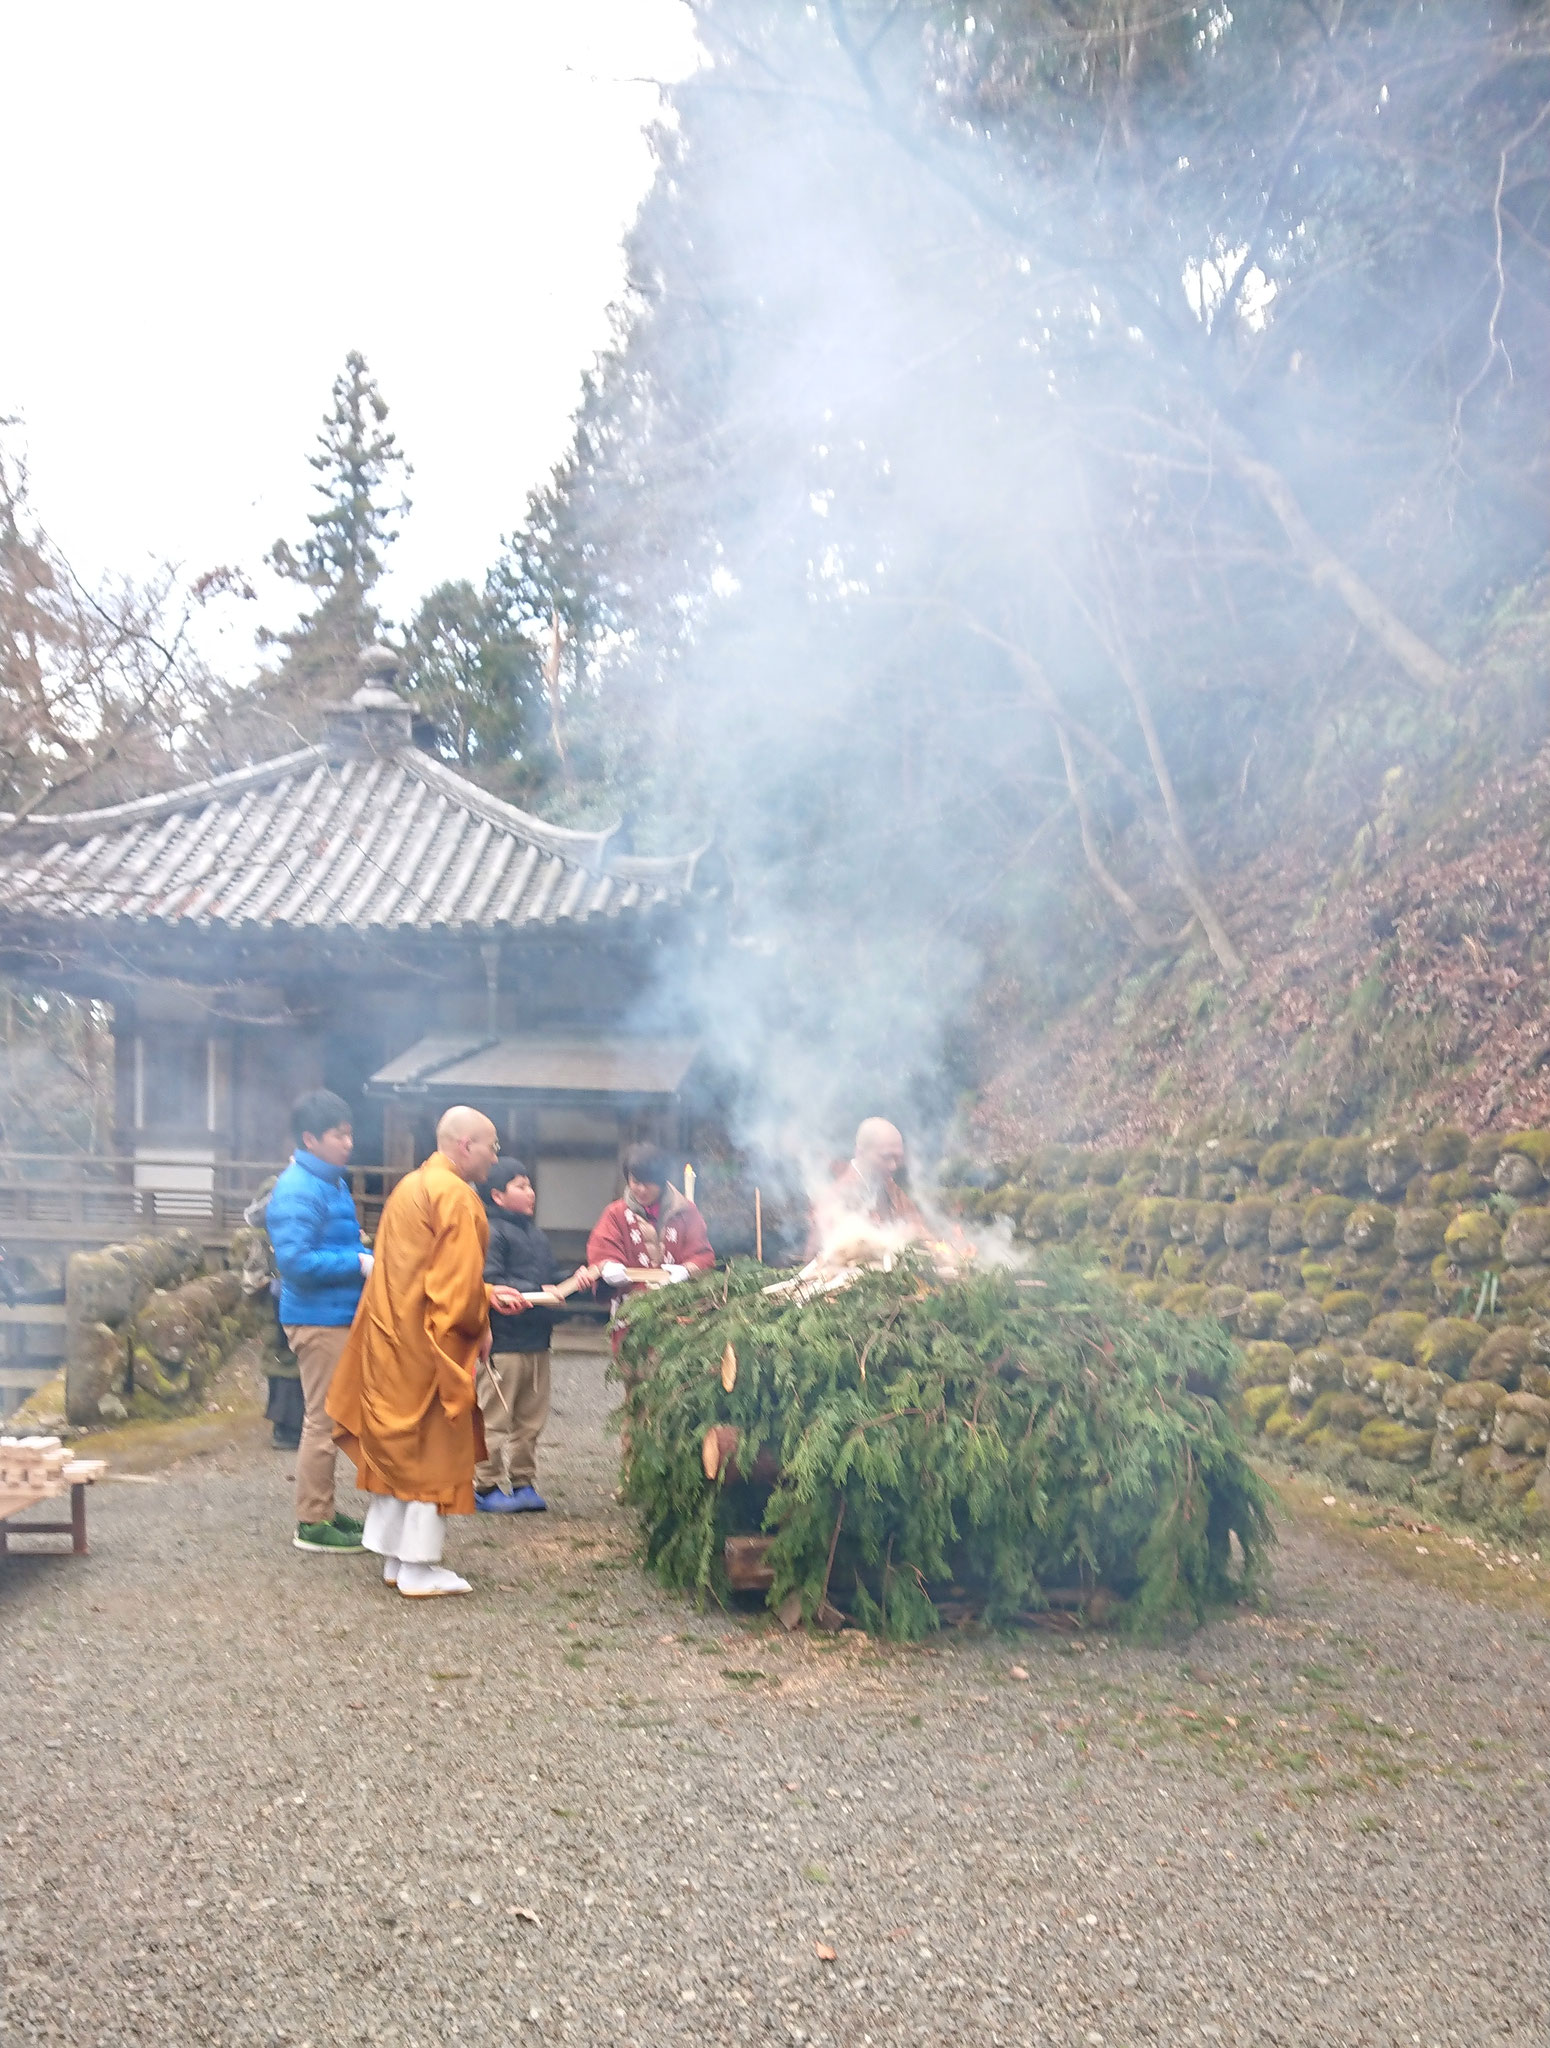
[325,646,413,761]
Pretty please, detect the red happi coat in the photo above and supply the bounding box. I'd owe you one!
[587,1185,714,1291]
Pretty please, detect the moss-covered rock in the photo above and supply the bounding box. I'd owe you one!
[1394,1208,1449,1261]
[1365,1310,1430,1365]
[1126,1145,1161,1181]
[1358,1418,1433,1464]
[1164,1199,1196,1243]
[1239,1339,1295,1386]
[1429,1167,1476,1205]
[1323,1290,1373,1338]
[1128,1280,1169,1307]
[1420,1126,1470,1173]
[1492,1391,1550,1454]
[1241,1383,1290,1431]
[1500,1261,1550,1298]
[1132,1196,1177,1243]
[1235,1291,1287,1341]
[1344,1203,1395,1255]
[1277,1297,1327,1349]
[1262,1398,1305,1440]
[1258,1141,1303,1187]
[1366,1136,1420,1198]
[1468,1326,1531,1389]
[1415,1317,1489,1378]
[1299,1260,1335,1295]
[1323,1138,1368,1194]
[1020,1193,1060,1242]
[1086,1150,1127,1187]
[1223,1197,1272,1249]
[1302,1196,1356,1249]
[1325,1392,1381,1437]
[1444,1210,1501,1267]
[1056,1191,1089,1239]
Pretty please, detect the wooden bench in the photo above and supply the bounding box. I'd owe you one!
[0,1442,106,1556]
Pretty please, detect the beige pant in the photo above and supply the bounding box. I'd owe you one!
[475,1348,550,1492]
[285,1324,350,1526]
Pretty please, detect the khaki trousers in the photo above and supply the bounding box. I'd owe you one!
[475,1348,551,1492]
[285,1324,350,1525]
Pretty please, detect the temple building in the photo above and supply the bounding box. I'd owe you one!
[0,684,716,1257]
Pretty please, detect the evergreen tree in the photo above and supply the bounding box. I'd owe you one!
[398,576,551,796]
[262,350,410,703]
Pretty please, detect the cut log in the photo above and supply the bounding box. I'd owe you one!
[700,1425,779,1486]
[724,1534,776,1590]
[720,1341,738,1392]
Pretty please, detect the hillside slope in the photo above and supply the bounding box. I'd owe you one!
[975,742,1550,1152]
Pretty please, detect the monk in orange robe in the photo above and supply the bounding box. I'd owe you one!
[328,1105,520,1599]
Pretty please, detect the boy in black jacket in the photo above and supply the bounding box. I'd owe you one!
[475,1160,589,1514]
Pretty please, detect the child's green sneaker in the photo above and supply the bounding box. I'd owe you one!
[293,1520,363,1553]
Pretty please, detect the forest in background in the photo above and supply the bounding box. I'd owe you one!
[2,1,1548,1158]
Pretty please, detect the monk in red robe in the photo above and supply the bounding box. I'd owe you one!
[328,1106,522,1598]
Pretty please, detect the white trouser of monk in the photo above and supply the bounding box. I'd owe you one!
[361,1496,444,1564]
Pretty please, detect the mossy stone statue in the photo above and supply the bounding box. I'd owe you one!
[1302,1195,1355,1250]
[1344,1203,1395,1254]
[1429,1167,1475,1204]
[1431,1382,1503,1468]
[1492,1391,1550,1454]
[1133,1196,1177,1242]
[1276,1297,1326,1348]
[1444,1209,1501,1267]
[1166,1199,1197,1242]
[1223,1197,1272,1250]
[1164,1283,1210,1316]
[1267,1204,1306,1253]
[1297,1137,1335,1182]
[1468,1325,1530,1389]
[1502,1207,1550,1267]
[1206,1284,1246,1324]
[1365,1311,1429,1365]
[1128,1280,1169,1307]
[1366,1136,1420,1198]
[1394,1208,1448,1260]
[1326,1138,1370,1195]
[1389,1366,1449,1428]
[1325,1392,1381,1437]
[1418,1126,1469,1173]
[1467,1133,1504,1178]
[1239,1339,1294,1386]
[1056,1192,1089,1238]
[1241,1384,1289,1430]
[1087,1150,1127,1186]
[1191,1201,1226,1251]
[1258,1141,1303,1187]
[1415,1317,1489,1378]
[1235,1291,1286,1341]
[1494,1150,1545,1199]
[1289,1346,1346,1398]
[1323,1290,1373,1337]
[1358,1418,1432,1464]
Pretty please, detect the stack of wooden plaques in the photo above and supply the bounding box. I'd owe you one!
[0,1435,107,1521]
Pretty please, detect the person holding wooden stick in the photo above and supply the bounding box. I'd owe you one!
[327,1107,522,1598]
[474,1159,591,1515]
[587,1142,714,1301]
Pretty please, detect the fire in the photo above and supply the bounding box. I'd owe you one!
[762,1207,974,1302]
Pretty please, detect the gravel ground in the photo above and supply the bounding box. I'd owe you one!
[3,1332,1548,2048]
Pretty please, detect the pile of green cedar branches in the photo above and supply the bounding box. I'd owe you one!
[612,1252,1272,1639]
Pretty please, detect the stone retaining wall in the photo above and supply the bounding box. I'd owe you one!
[944,1126,1550,1535]
[65,1232,264,1427]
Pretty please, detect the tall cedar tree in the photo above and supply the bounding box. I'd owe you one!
[263,351,410,713]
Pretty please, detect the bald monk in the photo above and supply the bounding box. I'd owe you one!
[815,1117,929,1246]
[327,1106,523,1598]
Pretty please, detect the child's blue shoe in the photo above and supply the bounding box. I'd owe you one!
[475,1488,521,1513]
[509,1484,548,1513]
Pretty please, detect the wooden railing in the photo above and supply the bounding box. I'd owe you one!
[0,1154,407,1248]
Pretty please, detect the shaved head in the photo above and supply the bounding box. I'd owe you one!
[855,1118,906,1177]
[436,1105,500,1184]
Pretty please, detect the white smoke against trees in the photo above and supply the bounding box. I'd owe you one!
[575,2,1548,1170]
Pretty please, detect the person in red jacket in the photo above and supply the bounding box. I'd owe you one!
[587,1142,714,1299]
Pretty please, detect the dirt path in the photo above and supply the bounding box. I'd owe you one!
[3,1334,1548,2047]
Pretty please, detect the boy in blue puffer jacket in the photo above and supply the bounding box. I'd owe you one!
[266,1089,373,1554]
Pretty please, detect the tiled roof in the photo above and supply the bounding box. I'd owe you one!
[0,746,701,935]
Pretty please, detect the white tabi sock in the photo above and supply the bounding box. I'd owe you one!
[396,1561,471,1598]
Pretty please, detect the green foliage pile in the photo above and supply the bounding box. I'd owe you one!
[613,1252,1272,1641]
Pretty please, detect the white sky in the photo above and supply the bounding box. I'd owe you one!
[1,1,699,672]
